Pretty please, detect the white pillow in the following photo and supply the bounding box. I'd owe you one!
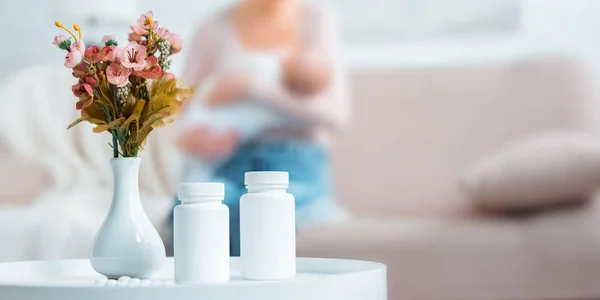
[461,133,600,211]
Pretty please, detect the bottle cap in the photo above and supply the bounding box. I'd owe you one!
[178,182,224,198]
[244,171,289,186]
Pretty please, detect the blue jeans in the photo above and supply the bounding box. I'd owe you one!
[174,138,337,256]
[215,139,335,256]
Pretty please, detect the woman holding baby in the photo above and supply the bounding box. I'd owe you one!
[177,0,350,256]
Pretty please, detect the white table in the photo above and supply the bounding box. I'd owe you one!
[0,257,387,300]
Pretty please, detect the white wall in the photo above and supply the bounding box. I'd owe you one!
[0,0,55,77]
[0,0,230,80]
[345,0,600,69]
[1,0,599,77]
[522,0,600,72]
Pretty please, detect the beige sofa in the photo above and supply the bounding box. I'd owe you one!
[1,57,599,299]
[297,57,600,299]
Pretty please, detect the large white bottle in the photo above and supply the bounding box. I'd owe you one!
[240,172,296,280]
[174,182,230,284]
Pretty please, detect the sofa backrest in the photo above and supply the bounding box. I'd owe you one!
[333,57,598,217]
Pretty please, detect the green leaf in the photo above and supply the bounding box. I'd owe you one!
[105,40,118,47]
[58,38,72,51]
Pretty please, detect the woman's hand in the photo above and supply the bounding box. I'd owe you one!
[205,74,252,107]
[176,127,238,160]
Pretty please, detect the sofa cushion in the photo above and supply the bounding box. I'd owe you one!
[333,57,597,217]
[460,132,600,211]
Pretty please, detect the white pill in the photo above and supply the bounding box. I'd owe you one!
[163,280,175,286]
[95,278,107,286]
[139,279,151,287]
[150,280,161,286]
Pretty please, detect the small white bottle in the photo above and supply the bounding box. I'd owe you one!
[240,172,296,280]
[174,182,230,284]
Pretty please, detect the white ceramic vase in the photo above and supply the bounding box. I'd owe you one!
[90,158,166,279]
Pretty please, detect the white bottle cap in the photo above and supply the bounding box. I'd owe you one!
[244,171,289,186]
[178,182,225,199]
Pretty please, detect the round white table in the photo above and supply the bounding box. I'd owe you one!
[0,257,387,300]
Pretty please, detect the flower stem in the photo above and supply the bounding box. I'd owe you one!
[112,133,118,158]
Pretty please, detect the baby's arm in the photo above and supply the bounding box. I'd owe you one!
[283,53,332,96]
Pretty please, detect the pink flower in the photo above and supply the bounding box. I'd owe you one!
[71,40,85,52]
[72,80,94,110]
[106,63,132,87]
[64,48,83,68]
[72,81,92,98]
[100,45,116,61]
[156,28,183,53]
[101,35,114,43]
[167,33,183,53]
[65,40,86,68]
[65,51,82,68]
[130,11,159,35]
[101,35,117,45]
[128,32,142,42]
[156,27,169,39]
[53,35,68,47]
[53,35,67,46]
[135,56,164,80]
[85,76,97,86]
[84,45,103,63]
[118,42,147,71]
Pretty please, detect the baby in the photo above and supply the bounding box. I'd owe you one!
[179,53,331,181]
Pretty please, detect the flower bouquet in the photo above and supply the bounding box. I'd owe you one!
[53,11,192,279]
[53,11,192,158]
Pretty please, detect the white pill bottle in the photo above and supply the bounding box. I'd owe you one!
[240,171,296,280]
[174,182,230,284]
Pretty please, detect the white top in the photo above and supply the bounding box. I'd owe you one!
[181,2,350,147]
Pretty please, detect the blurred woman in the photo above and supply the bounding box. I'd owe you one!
[177,0,349,256]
